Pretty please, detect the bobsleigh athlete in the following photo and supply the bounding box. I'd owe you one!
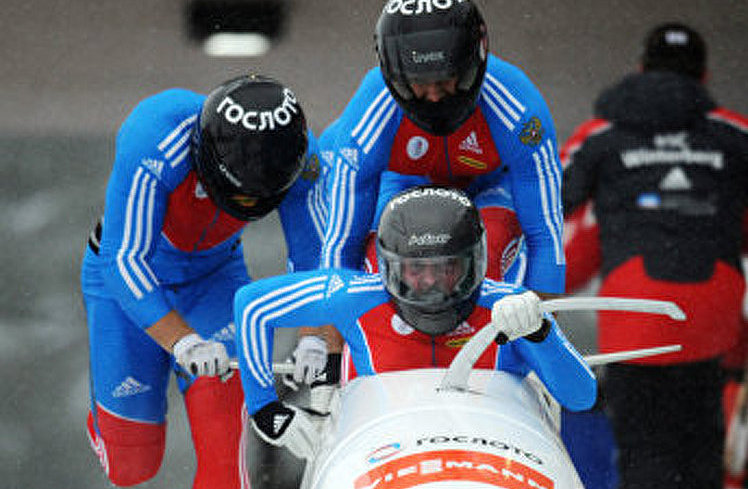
[80,75,325,488]
[319,0,564,294]
[287,0,564,409]
[235,186,596,460]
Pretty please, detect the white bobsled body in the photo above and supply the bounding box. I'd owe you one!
[303,369,583,489]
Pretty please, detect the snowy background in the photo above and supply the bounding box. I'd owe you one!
[1,1,746,488]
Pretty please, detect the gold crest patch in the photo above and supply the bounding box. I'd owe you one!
[520,117,544,146]
[301,154,320,181]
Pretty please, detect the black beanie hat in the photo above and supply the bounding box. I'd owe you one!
[641,22,707,79]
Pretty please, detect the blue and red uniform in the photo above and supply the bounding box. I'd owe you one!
[80,88,325,488]
[235,269,596,416]
[319,55,564,293]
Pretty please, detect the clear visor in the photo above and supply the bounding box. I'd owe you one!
[379,241,485,311]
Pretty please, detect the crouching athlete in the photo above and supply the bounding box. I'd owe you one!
[81,75,324,488]
[235,186,596,460]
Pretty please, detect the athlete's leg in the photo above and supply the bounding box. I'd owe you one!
[175,255,252,489]
[183,374,249,489]
[84,293,171,486]
[479,205,524,282]
[472,187,525,283]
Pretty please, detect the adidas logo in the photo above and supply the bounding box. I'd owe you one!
[112,377,152,398]
[273,413,290,435]
[447,321,475,337]
[459,131,483,154]
[326,274,345,297]
[211,322,236,343]
[659,167,692,191]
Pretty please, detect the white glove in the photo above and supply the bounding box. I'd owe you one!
[252,401,321,460]
[292,335,328,384]
[491,291,544,343]
[173,333,230,377]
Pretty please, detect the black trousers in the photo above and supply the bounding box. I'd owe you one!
[603,359,725,489]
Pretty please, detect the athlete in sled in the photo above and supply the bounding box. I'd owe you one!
[234,186,683,488]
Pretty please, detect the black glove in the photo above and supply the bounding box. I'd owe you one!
[309,353,341,415]
[252,401,320,460]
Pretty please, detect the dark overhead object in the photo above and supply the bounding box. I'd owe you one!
[185,0,287,41]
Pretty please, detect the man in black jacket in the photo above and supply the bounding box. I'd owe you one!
[562,23,748,489]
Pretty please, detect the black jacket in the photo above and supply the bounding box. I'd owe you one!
[563,71,748,282]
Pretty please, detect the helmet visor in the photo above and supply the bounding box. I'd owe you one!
[379,240,485,313]
[383,28,467,83]
[379,25,485,135]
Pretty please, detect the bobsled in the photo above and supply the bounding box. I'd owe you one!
[304,368,578,489]
[292,297,685,489]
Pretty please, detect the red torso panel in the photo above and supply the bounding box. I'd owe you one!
[344,302,498,380]
[388,108,502,187]
[162,171,246,251]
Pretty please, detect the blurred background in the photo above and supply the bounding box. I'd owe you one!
[0,0,745,487]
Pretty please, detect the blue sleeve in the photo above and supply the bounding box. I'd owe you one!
[499,320,597,411]
[99,89,202,328]
[278,129,328,272]
[480,56,565,293]
[234,268,385,414]
[319,68,401,269]
[371,171,430,232]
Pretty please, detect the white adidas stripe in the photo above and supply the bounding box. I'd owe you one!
[322,162,356,268]
[485,72,526,113]
[116,168,159,299]
[306,185,327,241]
[158,115,197,168]
[352,87,390,139]
[351,88,397,154]
[158,115,197,152]
[532,140,564,265]
[363,102,397,154]
[240,276,328,388]
[544,140,565,265]
[481,73,526,131]
[348,284,384,293]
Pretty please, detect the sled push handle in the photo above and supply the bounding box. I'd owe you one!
[439,297,686,392]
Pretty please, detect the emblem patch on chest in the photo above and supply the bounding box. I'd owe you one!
[406,136,429,160]
[391,314,415,336]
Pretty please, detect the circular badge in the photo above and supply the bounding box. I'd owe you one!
[406,136,429,160]
[391,314,415,336]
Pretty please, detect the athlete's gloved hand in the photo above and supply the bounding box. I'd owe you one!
[291,335,328,384]
[491,291,549,344]
[172,333,230,377]
[252,401,322,460]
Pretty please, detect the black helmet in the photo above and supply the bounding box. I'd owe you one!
[377,185,487,335]
[192,74,308,221]
[375,0,488,135]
